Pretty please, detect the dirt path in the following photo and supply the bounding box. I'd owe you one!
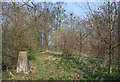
[41,50,62,55]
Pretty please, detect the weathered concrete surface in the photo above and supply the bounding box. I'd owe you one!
[17,51,30,74]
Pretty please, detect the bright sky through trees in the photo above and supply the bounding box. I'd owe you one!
[65,2,104,17]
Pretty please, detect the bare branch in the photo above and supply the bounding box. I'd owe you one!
[17,0,30,8]
[113,44,120,49]
[23,2,36,10]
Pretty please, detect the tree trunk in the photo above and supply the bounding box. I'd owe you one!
[108,1,113,74]
[43,29,48,49]
[40,31,43,48]
[17,51,30,74]
[79,32,82,53]
[118,1,120,73]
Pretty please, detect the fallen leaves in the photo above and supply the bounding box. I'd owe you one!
[30,66,36,73]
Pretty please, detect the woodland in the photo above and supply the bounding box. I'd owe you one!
[2,1,120,80]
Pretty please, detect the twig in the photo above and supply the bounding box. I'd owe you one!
[17,0,30,8]
[9,71,15,80]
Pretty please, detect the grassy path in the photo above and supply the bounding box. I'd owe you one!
[3,51,83,80]
[3,51,120,80]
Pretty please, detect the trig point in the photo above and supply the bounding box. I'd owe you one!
[17,51,30,74]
